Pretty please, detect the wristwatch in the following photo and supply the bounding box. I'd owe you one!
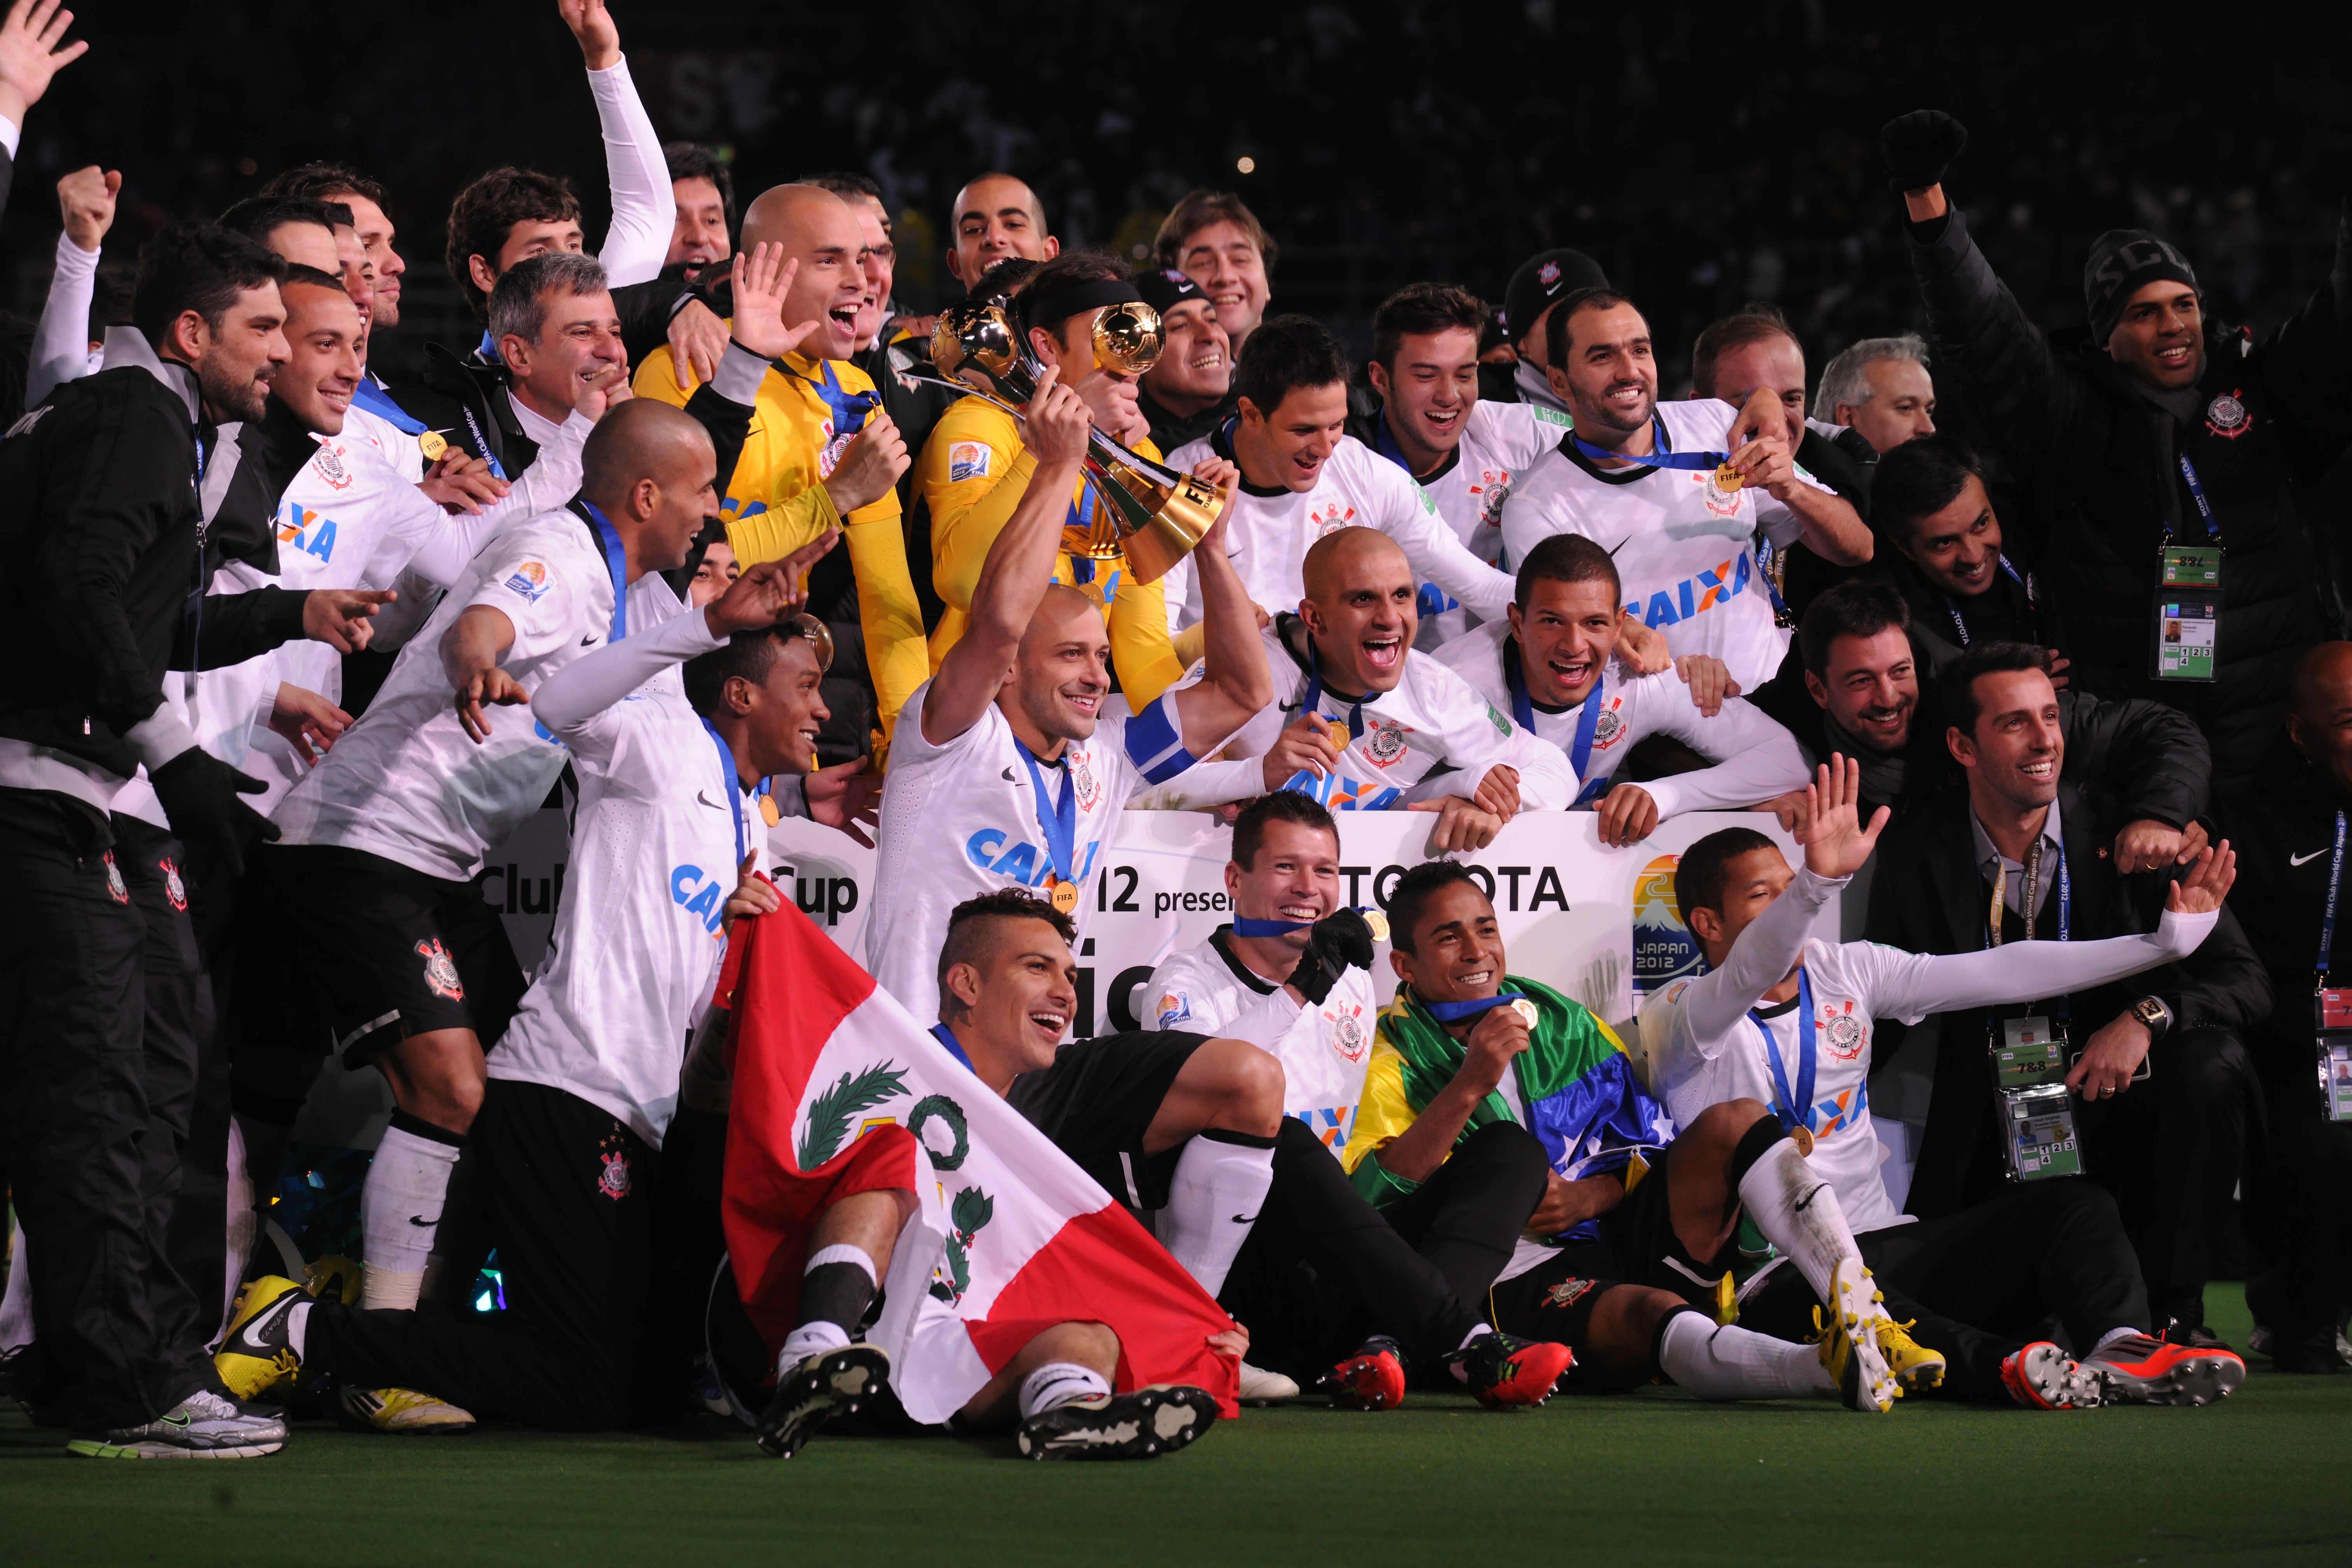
[2129,996,2173,1040]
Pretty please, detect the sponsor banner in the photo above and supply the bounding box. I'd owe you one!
[485,807,1822,1040]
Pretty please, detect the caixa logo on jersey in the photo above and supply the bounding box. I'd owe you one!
[1631,852,1701,994]
[1625,553,1752,629]
[962,828,1103,889]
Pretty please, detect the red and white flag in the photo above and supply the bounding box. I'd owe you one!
[718,901,1241,1423]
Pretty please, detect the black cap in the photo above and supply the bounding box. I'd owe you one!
[2082,229,2199,347]
[1134,267,1209,318]
[1503,248,1608,351]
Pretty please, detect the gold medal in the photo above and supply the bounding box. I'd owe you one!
[1712,461,1743,492]
[758,794,781,828]
[1049,879,1080,916]
[1324,718,1351,752]
[419,429,448,462]
[1510,998,1540,1027]
[1361,908,1390,943]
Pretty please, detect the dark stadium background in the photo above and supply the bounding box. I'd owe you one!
[10,0,2349,389]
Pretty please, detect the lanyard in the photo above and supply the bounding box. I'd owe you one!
[460,402,508,480]
[1017,744,1079,886]
[1571,416,1723,473]
[2320,810,2348,987]
[1424,991,1530,1024]
[577,501,630,644]
[348,377,425,435]
[1300,644,1368,741]
[1749,970,1817,1134]
[779,357,880,438]
[1503,642,1612,807]
[1941,556,2028,647]
[929,1022,976,1073]
[698,718,747,867]
[2172,453,2220,544]
[1984,834,2072,1018]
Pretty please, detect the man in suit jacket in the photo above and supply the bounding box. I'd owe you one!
[1867,640,2268,1345]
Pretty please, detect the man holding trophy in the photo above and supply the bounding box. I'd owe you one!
[919,253,1242,712]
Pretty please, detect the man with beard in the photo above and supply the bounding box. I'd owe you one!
[1867,436,2050,674]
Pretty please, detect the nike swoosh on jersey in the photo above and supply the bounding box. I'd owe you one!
[407,1214,438,1227]
[581,635,598,647]
[1001,767,1017,781]
[2292,848,2329,866]
[696,791,726,811]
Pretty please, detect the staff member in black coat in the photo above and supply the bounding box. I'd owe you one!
[2212,642,2352,1373]
[1867,435,2049,674]
[0,226,386,1458]
[1867,642,2269,1345]
[1880,110,2348,779]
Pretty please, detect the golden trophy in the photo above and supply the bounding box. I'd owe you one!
[915,299,1224,584]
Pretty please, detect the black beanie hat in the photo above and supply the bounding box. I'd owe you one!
[1503,248,1608,352]
[2082,229,2199,346]
[1134,267,1208,318]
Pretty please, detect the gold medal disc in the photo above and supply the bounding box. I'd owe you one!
[758,795,782,828]
[419,429,449,462]
[1510,998,1540,1027]
[1712,461,1743,492]
[1361,908,1390,943]
[1324,718,1351,752]
[1049,880,1080,916]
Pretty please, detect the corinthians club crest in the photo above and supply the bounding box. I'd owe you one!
[2204,390,2251,439]
[1362,715,1411,769]
[416,937,464,1001]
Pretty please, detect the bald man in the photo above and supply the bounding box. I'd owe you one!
[2215,642,2352,1372]
[861,375,1269,1022]
[239,400,727,1432]
[1153,528,1576,850]
[635,183,922,767]
[947,172,1059,292]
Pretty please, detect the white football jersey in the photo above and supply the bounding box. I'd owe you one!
[1642,935,1919,1234]
[1146,620,1578,812]
[863,681,1203,1023]
[272,507,679,882]
[1432,620,1807,817]
[1498,399,1824,690]
[490,610,746,1148]
[1158,428,1514,632]
[1145,930,1378,1150]
[1368,401,1572,648]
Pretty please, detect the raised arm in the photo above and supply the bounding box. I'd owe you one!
[1166,508,1274,755]
[1726,387,1871,566]
[919,370,1087,746]
[27,164,112,407]
[562,0,672,289]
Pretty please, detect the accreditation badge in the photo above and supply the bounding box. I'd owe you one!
[2152,545,2221,682]
[2314,990,2352,1123]
[1999,1083,2084,1183]
[1992,1015,2066,1089]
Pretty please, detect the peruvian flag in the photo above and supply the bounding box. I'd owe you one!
[717,899,1241,1423]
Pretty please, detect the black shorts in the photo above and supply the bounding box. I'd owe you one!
[1486,1143,1712,1341]
[236,842,527,1067]
[1006,1030,1206,1213]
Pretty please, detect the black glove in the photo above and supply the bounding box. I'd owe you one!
[1285,908,1376,1006]
[149,748,278,885]
[1880,110,1967,194]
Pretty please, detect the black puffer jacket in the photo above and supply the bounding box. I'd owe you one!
[1905,206,2352,775]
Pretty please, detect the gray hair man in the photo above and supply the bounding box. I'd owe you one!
[1815,334,1937,456]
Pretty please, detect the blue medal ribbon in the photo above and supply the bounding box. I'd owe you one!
[929,1022,976,1073]
[348,376,426,435]
[1017,744,1080,888]
[1502,640,1612,807]
[1750,969,1818,1134]
[1572,416,1724,473]
[1424,991,1531,1024]
[1299,644,1366,742]
[2319,810,2347,987]
[459,402,508,481]
[779,356,880,439]
[576,500,630,644]
[1232,906,1382,938]
[698,718,747,868]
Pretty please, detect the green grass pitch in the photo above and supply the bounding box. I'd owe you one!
[5,1285,2348,1567]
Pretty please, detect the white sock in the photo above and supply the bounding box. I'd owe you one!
[1658,1309,1835,1400]
[806,1242,878,1283]
[1018,1361,1110,1419]
[778,1320,852,1365]
[286,1299,312,1360]
[1736,1137,1863,1306]
[360,1120,462,1309]
[0,1218,31,1351]
[219,1119,256,1350]
[1158,1130,1276,1298]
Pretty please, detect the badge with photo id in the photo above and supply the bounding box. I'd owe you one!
[1999,1083,2084,1183]
[1992,1015,2067,1088]
[2313,990,2352,1123]
[2152,546,2221,682]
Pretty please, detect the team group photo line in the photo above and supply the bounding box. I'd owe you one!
[0,0,2342,1467]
